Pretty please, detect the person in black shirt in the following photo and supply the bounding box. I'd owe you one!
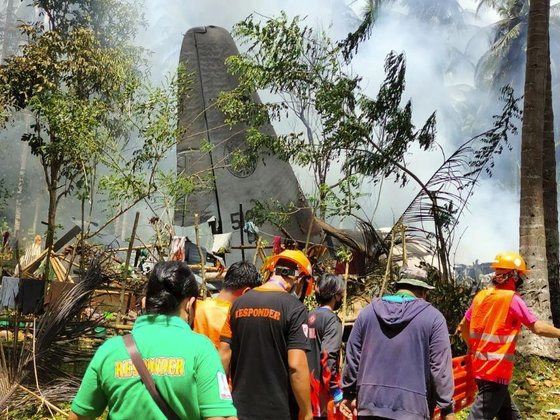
[307,274,345,419]
[219,250,313,420]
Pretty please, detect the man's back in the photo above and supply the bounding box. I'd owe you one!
[220,286,310,420]
[194,298,231,348]
[342,297,453,419]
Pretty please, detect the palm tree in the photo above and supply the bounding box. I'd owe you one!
[518,0,560,358]
[474,0,560,91]
[340,0,463,59]
[543,38,560,328]
[476,0,560,335]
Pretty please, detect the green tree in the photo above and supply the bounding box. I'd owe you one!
[218,13,435,224]
[0,0,192,258]
[474,0,560,91]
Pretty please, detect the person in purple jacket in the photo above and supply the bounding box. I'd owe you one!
[340,266,455,420]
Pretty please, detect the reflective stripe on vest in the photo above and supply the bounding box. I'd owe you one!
[469,288,520,383]
[469,332,518,344]
[473,351,515,362]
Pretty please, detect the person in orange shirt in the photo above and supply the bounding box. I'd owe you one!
[194,261,261,348]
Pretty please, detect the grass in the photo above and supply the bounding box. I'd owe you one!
[457,355,560,419]
[6,355,560,419]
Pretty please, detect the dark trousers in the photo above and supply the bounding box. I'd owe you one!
[468,379,522,420]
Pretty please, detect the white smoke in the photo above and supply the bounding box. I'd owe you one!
[138,0,528,264]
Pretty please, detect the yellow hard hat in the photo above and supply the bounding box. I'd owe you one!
[267,250,313,276]
[491,252,527,275]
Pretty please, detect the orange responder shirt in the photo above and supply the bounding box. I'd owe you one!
[194,298,231,348]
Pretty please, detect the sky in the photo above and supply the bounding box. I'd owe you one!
[137,0,526,265]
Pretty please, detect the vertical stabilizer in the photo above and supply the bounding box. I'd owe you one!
[176,26,316,249]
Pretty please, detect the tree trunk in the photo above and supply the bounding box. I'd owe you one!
[543,42,560,327]
[32,197,40,235]
[1,0,15,63]
[45,182,57,252]
[518,0,559,358]
[13,140,28,234]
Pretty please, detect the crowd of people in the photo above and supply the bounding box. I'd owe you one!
[68,250,560,420]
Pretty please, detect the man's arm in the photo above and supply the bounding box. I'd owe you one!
[459,317,470,349]
[218,309,233,375]
[206,417,237,420]
[195,338,237,420]
[218,341,232,376]
[68,413,94,420]
[288,348,312,420]
[429,315,454,418]
[341,314,363,401]
[322,316,344,401]
[528,320,560,338]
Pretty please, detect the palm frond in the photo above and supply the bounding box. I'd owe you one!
[338,0,387,61]
[383,86,521,278]
[0,252,113,410]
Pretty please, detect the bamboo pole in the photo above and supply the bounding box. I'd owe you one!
[340,260,351,332]
[117,211,139,324]
[253,237,262,265]
[194,214,207,297]
[379,228,396,298]
[401,223,407,266]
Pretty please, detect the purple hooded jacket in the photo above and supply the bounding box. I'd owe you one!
[342,297,454,419]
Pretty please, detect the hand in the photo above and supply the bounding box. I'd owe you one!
[300,412,313,420]
[444,414,456,420]
[339,399,356,419]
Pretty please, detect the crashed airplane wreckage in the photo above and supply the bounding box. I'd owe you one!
[175,26,318,255]
[174,25,394,273]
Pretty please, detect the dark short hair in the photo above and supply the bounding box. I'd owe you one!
[223,261,261,290]
[276,258,298,270]
[145,261,198,314]
[315,274,345,305]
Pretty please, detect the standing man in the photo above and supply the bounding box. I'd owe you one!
[460,251,560,419]
[341,266,455,419]
[307,274,345,419]
[194,261,261,348]
[219,250,314,420]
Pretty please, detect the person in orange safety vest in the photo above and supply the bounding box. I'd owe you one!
[460,251,560,419]
[194,261,261,348]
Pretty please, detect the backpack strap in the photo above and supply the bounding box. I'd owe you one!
[123,334,181,420]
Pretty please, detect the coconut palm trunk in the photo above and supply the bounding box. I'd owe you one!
[518,0,559,358]
[542,41,560,328]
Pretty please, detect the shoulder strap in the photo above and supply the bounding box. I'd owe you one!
[123,334,181,420]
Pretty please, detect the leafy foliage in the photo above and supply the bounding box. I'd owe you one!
[218,13,436,221]
[474,0,560,90]
[384,86,521,281]
[0,1,198,247]
[342,51,437,187]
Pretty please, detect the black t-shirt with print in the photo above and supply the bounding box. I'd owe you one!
[221,286,310,420]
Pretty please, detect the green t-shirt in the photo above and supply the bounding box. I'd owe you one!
[71,314,236,419]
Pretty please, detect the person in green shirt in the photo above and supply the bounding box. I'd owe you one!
[69,261,237,420]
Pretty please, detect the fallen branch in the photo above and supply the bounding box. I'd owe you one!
[17,385,66,416]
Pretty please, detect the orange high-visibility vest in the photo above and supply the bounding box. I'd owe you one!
[469,288,520,384]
